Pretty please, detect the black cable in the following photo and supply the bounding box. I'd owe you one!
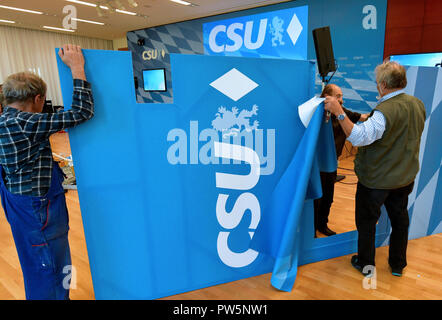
[337,166,357,183]
[323,60,338,84]
[327,60,338,83]
[327,69,337,83]
[337,166,355,172]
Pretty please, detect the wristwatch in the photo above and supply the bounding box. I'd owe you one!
[337,113,346,121]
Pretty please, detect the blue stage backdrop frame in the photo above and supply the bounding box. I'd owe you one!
[58,49,343,299]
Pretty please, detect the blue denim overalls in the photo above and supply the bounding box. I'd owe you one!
[0,162,71,300]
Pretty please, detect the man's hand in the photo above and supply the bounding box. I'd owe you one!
[325,111,331,122]
[324,96,344,116]
[58,44,86,81]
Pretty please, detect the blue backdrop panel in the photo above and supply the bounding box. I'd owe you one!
[402,66,442,240]
[57,49,336,298]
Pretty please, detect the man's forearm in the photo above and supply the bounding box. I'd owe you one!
[71,67,86,81]
[338,116,354,137]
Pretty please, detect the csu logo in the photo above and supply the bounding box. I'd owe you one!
[208,19,268,53]
[205,6,306,55]
[142,48,166,60]
[166,68,276,268]
[212,105,259,138]
[210,69,268,268]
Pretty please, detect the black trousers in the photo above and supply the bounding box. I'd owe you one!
[355,181,414,270]
[314,171,337,230]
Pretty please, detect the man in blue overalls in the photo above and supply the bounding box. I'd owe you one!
[0,44,94,299]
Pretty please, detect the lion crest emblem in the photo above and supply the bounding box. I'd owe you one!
[269,16,285,47]
[211,105,259,138]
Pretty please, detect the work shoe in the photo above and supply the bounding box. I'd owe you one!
[390,266,403,277]
[351,255,374,277]
[317,226,337,236]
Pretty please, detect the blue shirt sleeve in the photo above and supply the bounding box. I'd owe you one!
[347,110,386,147]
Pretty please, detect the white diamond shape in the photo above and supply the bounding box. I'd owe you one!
[286,13,303,46]
[210,68,259,101]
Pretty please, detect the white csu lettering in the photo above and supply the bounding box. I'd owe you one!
[214,141,261,268]
[143,50,158,60]
[209,19,268,53]
[362,5,377,30]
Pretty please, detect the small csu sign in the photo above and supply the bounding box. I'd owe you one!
[142,48,166,61]
[203,6,308,60]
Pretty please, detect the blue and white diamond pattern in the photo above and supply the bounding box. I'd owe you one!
[127,20,204,104]
[399,66,442,240]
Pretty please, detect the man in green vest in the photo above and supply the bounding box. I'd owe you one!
[324,61,426,277]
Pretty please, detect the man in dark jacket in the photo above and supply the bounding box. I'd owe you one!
[314,84,368,237]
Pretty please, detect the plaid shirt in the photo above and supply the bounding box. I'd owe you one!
[0,79,94,196]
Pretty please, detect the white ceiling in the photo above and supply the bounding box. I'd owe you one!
[0,0,292,40]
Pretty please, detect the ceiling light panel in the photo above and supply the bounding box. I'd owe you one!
[170,0,192,5]
[115,9,136,15]
[65,0,137,15]
[72,18,105,25]
[0,19,15,23]
[43,26,75,32]
[0,5,43,15]
[66,0,96,7]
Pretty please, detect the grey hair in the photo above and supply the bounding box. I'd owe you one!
[2,72,47,105]
[375,61,407,89]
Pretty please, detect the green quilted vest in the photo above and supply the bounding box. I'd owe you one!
[354,93,426,189]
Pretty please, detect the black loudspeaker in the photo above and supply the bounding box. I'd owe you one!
[312,26,336,80]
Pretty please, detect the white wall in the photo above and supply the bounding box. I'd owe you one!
[113,37,128,50]
[0,25,113,105]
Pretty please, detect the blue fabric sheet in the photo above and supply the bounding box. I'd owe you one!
[251,103,337,291]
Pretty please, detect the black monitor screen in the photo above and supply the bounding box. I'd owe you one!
[142,69,167,92]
